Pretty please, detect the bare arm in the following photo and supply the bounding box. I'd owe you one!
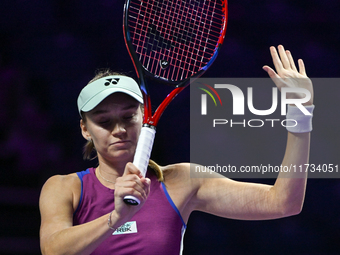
[39,163,150,255]
[186,45,313,220]
[39,174,112,255]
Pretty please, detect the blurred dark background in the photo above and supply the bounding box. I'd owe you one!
[1,0,339,254]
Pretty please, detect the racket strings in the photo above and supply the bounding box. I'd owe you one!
[128,0,226,82]
[130,0,222,57]
[129,1,222,58]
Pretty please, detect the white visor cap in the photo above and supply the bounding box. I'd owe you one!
[77,75,143,116]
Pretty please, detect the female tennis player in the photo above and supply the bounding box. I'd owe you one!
[39,45,314,254]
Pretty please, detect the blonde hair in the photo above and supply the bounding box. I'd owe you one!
[81,69,163,181]
[87,69,128,84]
[148,159,164,182]
[82,138,96,161]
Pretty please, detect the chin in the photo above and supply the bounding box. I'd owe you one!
[111,150,134,162]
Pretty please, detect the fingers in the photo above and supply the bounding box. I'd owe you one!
[286,50,297,71]
[262,65,279,79]
[116,176,150,201]
[269,46,284,72]
[116,163,150,202]
[270,45,293,72]
[298,59,306,76]
[123,162,143,178]
[277,45,291,69]
[266,45,305,76]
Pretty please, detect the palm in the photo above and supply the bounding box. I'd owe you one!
[263,45,313,105]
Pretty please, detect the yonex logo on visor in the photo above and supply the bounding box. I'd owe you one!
[77,75,143,116]
[105,78,120,86]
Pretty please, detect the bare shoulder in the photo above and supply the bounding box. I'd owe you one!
[39,173,82,244]
[162,163,200,190]
[40,173,81,212]
[161,163,192,185]
[41,173,80,196]
[161,162,218,187]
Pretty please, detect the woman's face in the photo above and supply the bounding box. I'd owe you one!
[81,93,143,164]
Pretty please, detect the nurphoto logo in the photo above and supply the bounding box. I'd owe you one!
[197,79,311,128]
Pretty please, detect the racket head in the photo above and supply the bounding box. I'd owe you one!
[123,0,228,88]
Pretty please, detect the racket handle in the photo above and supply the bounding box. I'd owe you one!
[123,126,156,206]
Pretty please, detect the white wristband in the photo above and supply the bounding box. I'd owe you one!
[286,105,315,133]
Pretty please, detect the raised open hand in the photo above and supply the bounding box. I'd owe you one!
[263,45,313,106]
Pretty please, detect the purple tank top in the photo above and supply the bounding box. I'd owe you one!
[73,168,186,255]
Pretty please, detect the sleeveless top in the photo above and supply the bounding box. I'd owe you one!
[73,167,186,255]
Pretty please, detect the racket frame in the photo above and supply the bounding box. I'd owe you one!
[122,0,228,205]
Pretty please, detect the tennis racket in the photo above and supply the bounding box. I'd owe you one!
[123,0,228,205]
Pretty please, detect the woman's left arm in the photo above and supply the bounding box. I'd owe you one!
[188,45,313,220]
[262,44,313,215]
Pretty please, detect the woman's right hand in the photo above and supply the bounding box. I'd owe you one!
[111,162,151,226]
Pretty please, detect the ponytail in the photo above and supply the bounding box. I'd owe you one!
[148,159,164,182]
[83,138,97,160]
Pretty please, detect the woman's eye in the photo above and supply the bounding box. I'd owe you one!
[99,119,111,125]
[123,114,134,120]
